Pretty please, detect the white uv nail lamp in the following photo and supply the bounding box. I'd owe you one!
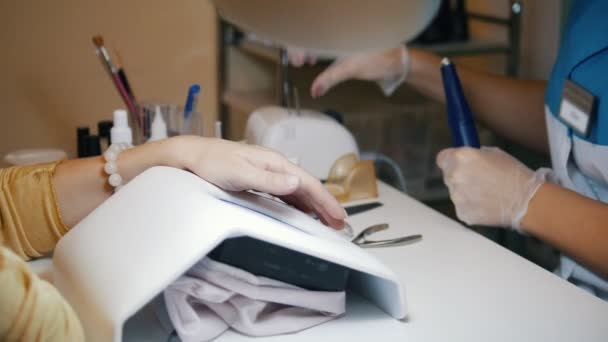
[53,167,406,342]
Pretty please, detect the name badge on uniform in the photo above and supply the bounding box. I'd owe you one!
[558,79,596,136]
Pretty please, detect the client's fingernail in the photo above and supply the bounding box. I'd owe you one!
[332,208,347,220]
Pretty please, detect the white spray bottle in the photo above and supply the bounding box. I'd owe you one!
[148,105,168,142]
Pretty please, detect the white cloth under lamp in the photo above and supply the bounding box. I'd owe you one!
[211,0,441,57]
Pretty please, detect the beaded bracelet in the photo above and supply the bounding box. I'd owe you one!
[103,143,132,192]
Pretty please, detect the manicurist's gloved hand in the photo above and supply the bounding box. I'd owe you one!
[174,136,346,229]
[436,146,553,230]
[289,45,409,98]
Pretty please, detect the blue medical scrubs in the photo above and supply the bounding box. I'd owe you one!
[544,0,608,299]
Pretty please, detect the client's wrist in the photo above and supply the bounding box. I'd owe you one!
[162,135,210,172]
[158,136,193,170]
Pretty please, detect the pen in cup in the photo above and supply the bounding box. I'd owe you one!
[139,103,203,140]
[181,84,201,134]
[184,84,201,119]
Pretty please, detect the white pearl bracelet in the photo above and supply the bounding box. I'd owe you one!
[103,143,132,192]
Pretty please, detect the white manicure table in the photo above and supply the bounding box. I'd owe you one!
[30,181,608,341]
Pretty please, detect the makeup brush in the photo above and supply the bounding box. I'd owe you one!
[92,35,138,118]
[93,35,116,72]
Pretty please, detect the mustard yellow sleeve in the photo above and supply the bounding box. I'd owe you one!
[0,246,84,341]
[0,162,69,260]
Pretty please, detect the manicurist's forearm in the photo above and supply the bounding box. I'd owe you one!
[522,182,608,278]
[407,49,548,153]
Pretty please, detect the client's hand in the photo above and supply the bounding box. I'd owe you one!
[172,136,346,229]
[54,136,345,229]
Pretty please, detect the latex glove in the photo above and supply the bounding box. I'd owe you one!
[436,146,552,230]
[175,136,346,229]
[289,45,409,98]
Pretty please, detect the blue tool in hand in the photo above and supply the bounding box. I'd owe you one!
[440,58,480,148]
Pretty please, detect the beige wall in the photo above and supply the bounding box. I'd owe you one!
[0,0,218,165]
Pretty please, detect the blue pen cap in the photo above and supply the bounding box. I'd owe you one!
[440,58,480,148]
[184,84,201,118]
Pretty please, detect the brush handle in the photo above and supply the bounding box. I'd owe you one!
[117,69,135,101]
[111,72,138,124]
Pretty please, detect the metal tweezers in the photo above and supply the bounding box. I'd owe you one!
[351,224,422,248]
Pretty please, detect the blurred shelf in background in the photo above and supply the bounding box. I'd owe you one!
[217,1,523,202]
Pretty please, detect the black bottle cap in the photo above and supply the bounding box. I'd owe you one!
[77,127,90,158]
[97,120,114,143]
[85,135,102,157]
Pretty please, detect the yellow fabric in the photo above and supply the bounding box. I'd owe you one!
[0,162,84,341]
[0,161,69,260]
[0,246,84,341]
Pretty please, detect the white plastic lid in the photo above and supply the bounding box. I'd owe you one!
[111,109,133,145]
[3,148,67,166]
[148,106,168,142]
